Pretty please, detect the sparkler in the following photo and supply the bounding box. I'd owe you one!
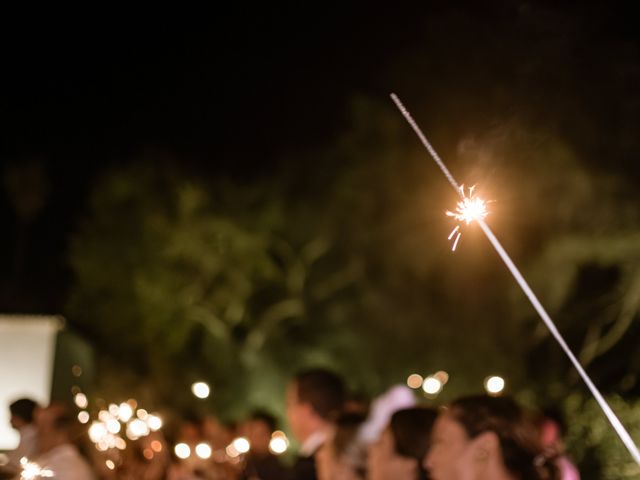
[446,185,489,251]
[390,93,640,466]
[19,458,53,479]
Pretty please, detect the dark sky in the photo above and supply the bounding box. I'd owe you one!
[1,8,418,168]
[1,3,638,313]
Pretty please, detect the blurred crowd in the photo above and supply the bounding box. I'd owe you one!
[0,368,579,480]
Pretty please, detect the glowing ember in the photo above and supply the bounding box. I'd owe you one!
[446,185,489,251]
[19,457,54,479]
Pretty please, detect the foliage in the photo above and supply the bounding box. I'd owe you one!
[67,163,369,418]
[564,393,640,480]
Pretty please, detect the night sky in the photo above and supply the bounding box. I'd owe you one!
[1,3,638,313]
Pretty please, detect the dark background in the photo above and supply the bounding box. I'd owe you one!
[1,3,639,313]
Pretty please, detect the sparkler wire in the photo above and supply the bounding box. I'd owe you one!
[390,93,640,466]
[390,94,463,196]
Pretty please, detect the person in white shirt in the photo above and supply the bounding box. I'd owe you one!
[1,398,40,476]
[29,403,96,480]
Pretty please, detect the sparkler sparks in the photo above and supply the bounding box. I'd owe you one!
[446,185,489,250]
[19,458,54,479]
[390,92,640,466]
[81,395,161,452]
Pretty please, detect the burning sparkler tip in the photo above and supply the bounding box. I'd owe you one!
[446,185,489,251]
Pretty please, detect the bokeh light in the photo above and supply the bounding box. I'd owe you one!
[109,404,119,417]
[96,440,109,452]
[147,414,162,431]
[126,419,149,440]
[225,444,239,458]
[118,403,133,422]
[434,370,450,384]
[422,376,443,395]
[74,393,88,409]
[269,436,288,454]
[195,443,212,459]
[19,458,53,479]
[174,443,190,459]
[484,375,505,395]
[89,422,108,443]
[232,437,250,454]
[406,373,424,389]
[191,382,210,399]
[106,418,121,434]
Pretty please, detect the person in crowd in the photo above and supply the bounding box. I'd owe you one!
[3,398,39,475]
[537,408,580,480]
[113,430,170,480]
[368,407,437,480]
[167,414,236,480]
[286,368,346,480]
[425,395,559,480]
[357,385,416,446]
[30,403,95,480]
[316,411,367,480]
[238,410,290,480]
[202,415,235,453]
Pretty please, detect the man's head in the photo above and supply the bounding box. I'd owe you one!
[286,368,345,443]
[9,398,38,430]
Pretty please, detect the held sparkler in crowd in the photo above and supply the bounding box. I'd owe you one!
[19,457,54,479]
[389,93,640,466]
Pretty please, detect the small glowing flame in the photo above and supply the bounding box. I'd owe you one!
[446,185,489,251]
[20,458,54,479]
